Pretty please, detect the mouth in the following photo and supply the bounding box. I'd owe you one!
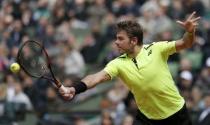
[116,46,121,50]
[117,47,124,53]
[116,44,121,49]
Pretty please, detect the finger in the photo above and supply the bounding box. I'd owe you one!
[63,94,71,98]
[70,94,74,99]
[194,23,199,26]
[63,96,71,100]
[187,11,196,20]
[192,16,201,22]
[176,20,185,26]
[59,91,65,95]
[63,94,74,100]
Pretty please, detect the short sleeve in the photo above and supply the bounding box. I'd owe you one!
[155,41,176,58]
[103,60,119,79]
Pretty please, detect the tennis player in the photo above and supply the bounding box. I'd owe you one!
[59,12,200,125]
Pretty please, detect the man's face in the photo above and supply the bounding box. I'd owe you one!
[115,31,135,54]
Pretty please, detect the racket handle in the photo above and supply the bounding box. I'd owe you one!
[54,79,62,88]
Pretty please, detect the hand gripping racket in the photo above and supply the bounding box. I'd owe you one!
[17,40,62,88]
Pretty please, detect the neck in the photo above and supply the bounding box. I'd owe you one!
[127,45,143,58]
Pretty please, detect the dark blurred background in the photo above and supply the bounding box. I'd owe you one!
[0,0,210,125]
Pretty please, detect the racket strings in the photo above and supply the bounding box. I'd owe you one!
[18,41,49,78]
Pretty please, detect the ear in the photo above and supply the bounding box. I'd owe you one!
[131,37,138,45]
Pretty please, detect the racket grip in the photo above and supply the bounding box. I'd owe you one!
[54,79,62,88]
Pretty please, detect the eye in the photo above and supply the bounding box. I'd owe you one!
[118,37,124,41]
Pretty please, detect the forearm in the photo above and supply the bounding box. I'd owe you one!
[73,70,111,94]
[81,74,102,89]
[182,30,195,48]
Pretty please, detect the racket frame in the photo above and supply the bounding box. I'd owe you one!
[17,40,62,88]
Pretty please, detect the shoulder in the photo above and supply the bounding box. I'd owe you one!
[143,42,155,50]
[144,41,175,49]
[144,41,167,46]
[106,54,127,66]
[152,41,176,45]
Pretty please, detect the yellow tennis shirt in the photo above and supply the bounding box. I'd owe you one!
[104,41,185,120]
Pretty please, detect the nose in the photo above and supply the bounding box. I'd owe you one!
[114,40,119,45]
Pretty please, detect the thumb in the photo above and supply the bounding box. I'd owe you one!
[59,85,68,94]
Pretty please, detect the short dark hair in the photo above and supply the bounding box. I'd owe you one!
[116,20,143,45]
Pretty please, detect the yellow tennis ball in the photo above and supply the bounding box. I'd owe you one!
[10,63,20,73]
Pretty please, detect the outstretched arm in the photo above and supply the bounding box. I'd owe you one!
[59,70,111,100]
[81,70,111,88]
[175,12,201,52]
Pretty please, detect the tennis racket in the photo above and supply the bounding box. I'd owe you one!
[17,40,62,88]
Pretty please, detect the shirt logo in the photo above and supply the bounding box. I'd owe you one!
[148,50,152,56]
[144,43,153,50]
